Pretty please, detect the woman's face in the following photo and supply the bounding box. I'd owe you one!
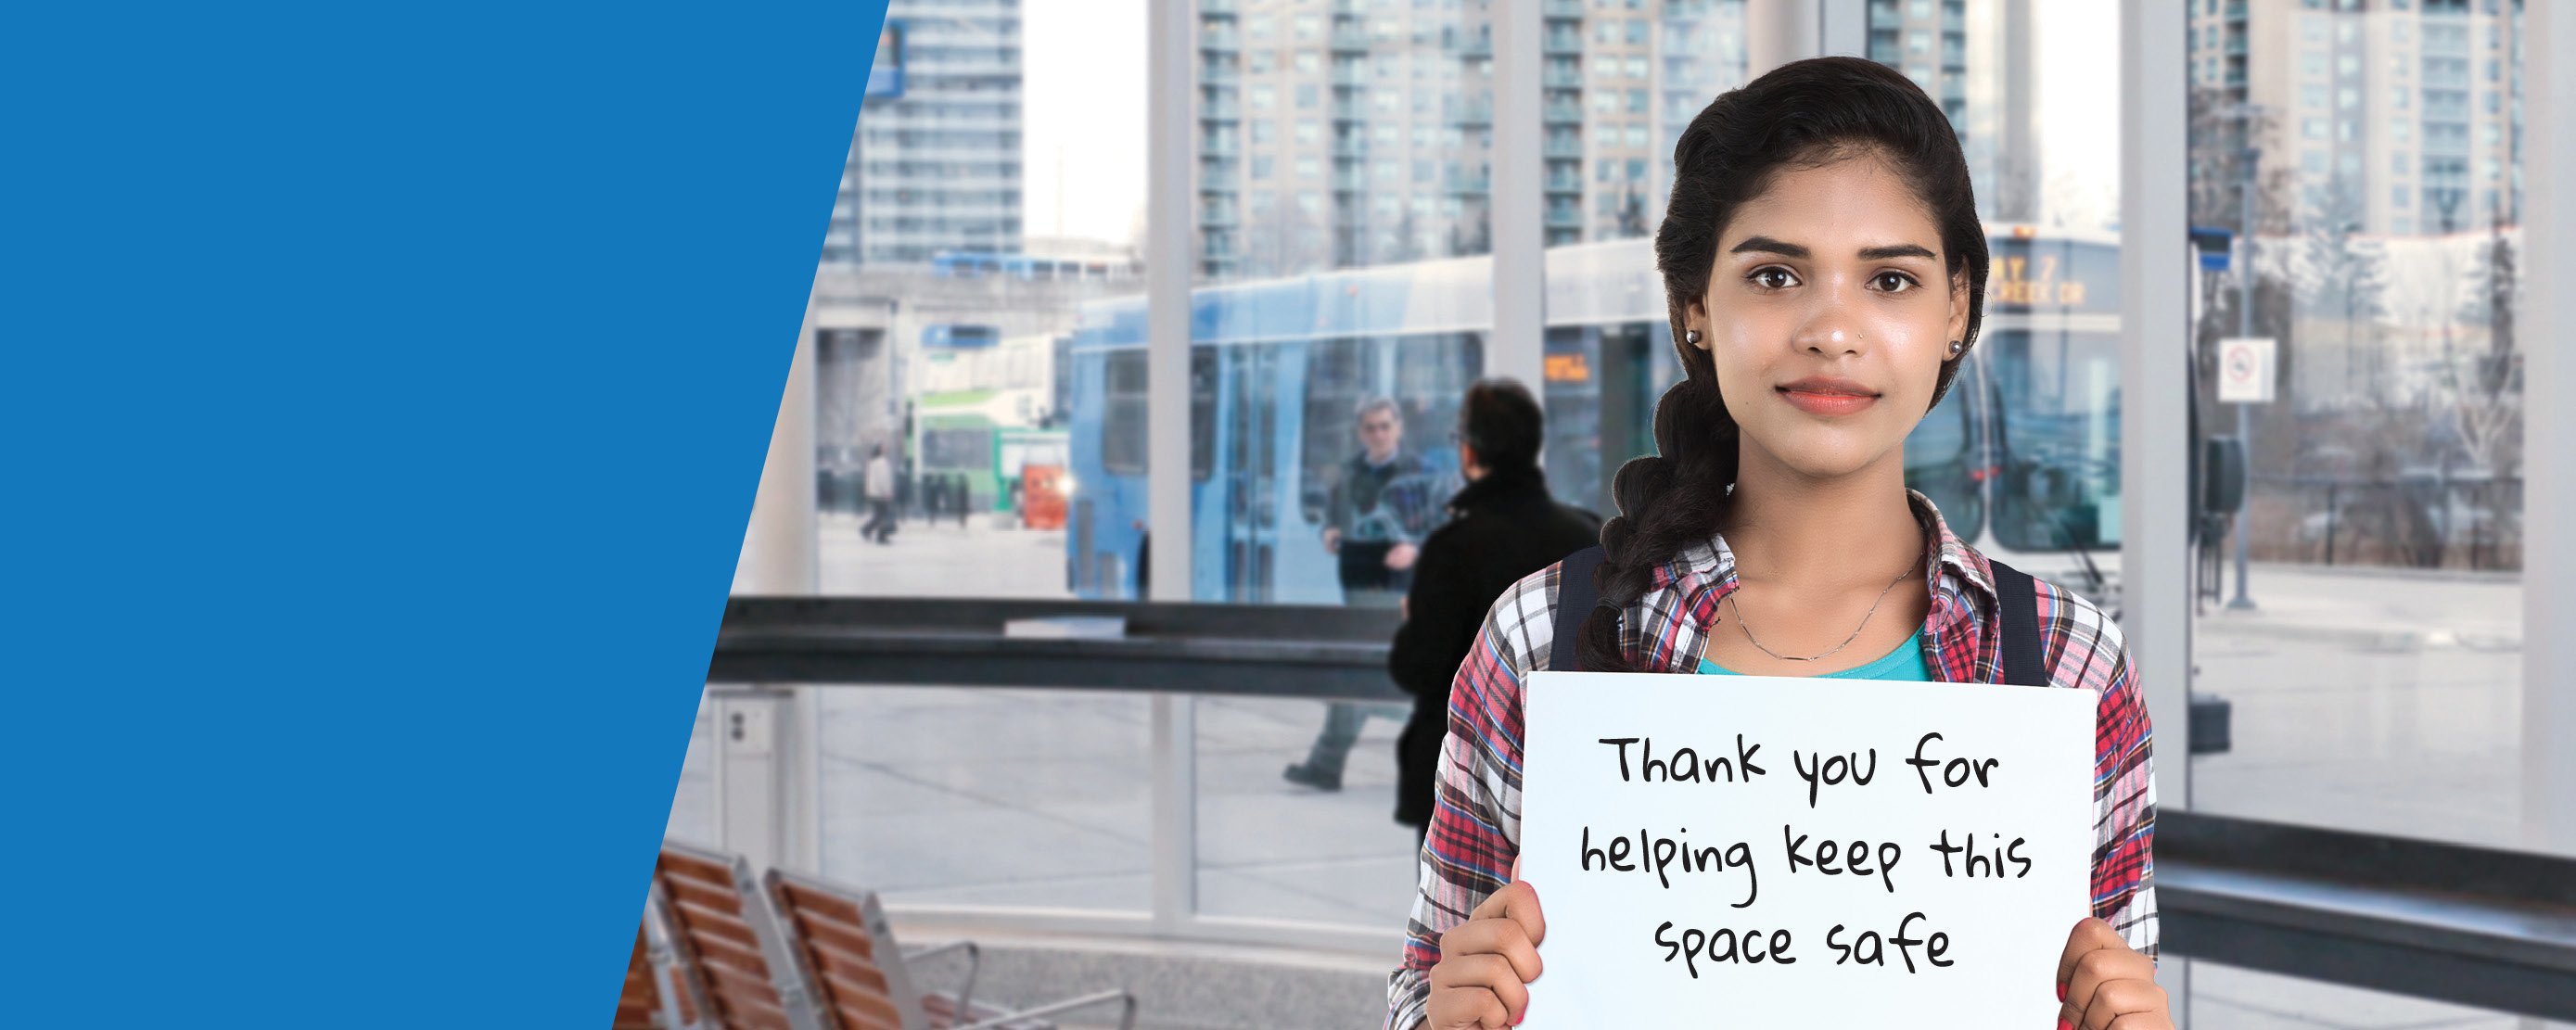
[1684,150,1970,486]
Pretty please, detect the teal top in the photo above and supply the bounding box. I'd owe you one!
[1697,629,1932,680]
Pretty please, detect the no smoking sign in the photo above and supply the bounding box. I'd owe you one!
[2217,337,2276,404]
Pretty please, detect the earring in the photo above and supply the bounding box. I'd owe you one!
[1685,329,1702,346]
[1946,339,1963,357]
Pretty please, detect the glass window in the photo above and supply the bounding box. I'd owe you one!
[2189,0,2530,850]
[810,0,1142,598]
[1183,0,1497,923]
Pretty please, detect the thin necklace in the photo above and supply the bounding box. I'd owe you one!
[1724,552,1919,664]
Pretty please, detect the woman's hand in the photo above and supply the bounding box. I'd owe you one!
[1425,881,1545,1029]
[2056,917,2171,1029]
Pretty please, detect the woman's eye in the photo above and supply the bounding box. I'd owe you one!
[1874,271,1919,293]
[1749,267,1798,289]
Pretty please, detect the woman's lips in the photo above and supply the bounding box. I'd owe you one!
[1777,379,1881,417]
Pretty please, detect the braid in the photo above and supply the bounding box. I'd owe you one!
[1575,369,1739,672]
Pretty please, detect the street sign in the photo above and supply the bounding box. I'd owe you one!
[2217,337,2276,404]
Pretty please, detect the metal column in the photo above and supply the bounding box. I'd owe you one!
[2525,0,2576,861]
[1146,0,1198,930]
[1488,0,1544,397]
[1745,0,1822,78]
[2122,0,2194,1018]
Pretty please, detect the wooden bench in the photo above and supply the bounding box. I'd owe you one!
[652,843,801,1029]
[646,843,1134,1030]
[763,868,1136,1030]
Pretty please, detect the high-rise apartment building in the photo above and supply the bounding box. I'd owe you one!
[824,0,1026,266]
[2191,0,2523,236]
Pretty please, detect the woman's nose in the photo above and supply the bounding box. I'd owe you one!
[1796,314,1866,357]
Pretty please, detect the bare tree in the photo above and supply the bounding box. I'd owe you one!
[2297,180,2389,411]
[2446,221,2521,478]
[1242,192,1333,279]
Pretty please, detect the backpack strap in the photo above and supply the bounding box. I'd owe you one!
[1985,557,2047,687]
[1549,545,1608,672]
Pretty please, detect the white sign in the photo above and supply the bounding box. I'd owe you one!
[1518,671,2098,1028]
[2217,337,2276,404]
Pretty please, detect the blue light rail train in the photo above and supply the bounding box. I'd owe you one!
[1065,228,2124,608]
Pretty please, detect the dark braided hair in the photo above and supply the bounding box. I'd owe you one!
[1575,56,1990,673]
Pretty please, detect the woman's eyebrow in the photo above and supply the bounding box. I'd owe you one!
[1728,235,1807,259]
[1727,236,1937,261]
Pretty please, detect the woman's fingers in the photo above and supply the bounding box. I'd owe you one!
[1468,880,1547,947]
[2067,977,2167,1030]
[1425,983,1509,1030]
[2052,918,2167,1030]
[1437,918,1544,984]
[2054,917,2123,988]
[1429,954,1530,1027]
[2062,945,2158,1021]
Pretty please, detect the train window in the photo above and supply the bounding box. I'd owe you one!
[1903,363,1983,540]
[923,426,996,472]
[1103,350,1147,475]
[1299,338,1371,521]
[1191,347,1216,482]
[1100,349,1214,481]
[1989,330,2121,553]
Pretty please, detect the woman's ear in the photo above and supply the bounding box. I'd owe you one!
[1945,270,1973,353]
[1683,298,1711,350]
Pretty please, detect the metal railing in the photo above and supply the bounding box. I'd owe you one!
[708,597,2576,1017]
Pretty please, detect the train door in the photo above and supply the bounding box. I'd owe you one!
[1217,344,1280,603]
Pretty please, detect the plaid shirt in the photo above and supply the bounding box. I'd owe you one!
[1386,491,2157,1029]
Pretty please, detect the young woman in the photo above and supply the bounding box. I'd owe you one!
[1387,57,2164,1030]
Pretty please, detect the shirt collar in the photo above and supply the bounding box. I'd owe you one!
[1649,489,1997,641]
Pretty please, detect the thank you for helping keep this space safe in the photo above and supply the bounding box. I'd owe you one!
[1515,671,2098,1027]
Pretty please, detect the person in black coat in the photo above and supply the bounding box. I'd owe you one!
[1389,377,1601,837]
